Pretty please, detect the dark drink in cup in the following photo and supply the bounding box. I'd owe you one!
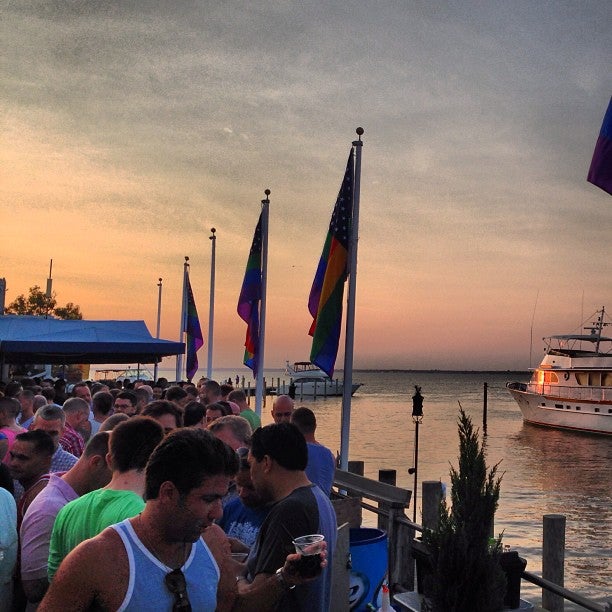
[291,552,322,578]
[291,534,325,579]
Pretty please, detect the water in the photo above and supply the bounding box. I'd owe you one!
[163,368,612,608]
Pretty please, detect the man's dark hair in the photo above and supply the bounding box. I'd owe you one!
[109,416,164,473]
[115,390,138,406]
[183,401,206,427]
[164,386,188,403]
[227,389,247,404]
[220,383,234,397]
[83,431,110,458]
[291,407,317,436]
[5,381,23,398]
[0,463,14,494]
[15,430,55,457]
[19,388,35,401]
[92,391,114,416]
[40,388,56,402]
[251,423,307,471]
[204,380,221,396]
[0,396,21,419]
[145,428,238,500]
[184,385,198,399]
[141,400,182,428]
[206,401,231,417]
[21,377,36,389]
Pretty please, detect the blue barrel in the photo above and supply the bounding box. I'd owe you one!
[349,528,388,611]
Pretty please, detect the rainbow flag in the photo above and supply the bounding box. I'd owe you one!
[588,97,612,196]
[237,213,262,376]
[308,149,354,378]
[184,276,203,381]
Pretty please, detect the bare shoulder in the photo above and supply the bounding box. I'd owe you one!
[39,526,129,611]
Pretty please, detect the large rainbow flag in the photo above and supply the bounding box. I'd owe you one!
[308,149,354,378]
[237,213,263,376]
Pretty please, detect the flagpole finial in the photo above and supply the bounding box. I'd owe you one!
[356,127,364,139]
[209,228,216,241]
[262,189,270,204]
[184,256,189,262]
[158,277,162,285]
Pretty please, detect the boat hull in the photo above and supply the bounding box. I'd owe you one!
[507,383,612,435]
[292,381,362,397]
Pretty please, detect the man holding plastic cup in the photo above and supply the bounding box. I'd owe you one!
[234,423,336,612]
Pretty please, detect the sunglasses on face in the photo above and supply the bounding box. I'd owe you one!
[165,568,192,612]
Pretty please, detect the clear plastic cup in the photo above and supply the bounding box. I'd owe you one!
[291,534,325,578]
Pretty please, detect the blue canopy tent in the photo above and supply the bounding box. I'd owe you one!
[0,316,184,365]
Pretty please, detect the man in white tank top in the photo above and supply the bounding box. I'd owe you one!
[38,429,238,611]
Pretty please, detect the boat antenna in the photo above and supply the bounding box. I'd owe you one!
[583,306,609,353]
[529,289,539,369]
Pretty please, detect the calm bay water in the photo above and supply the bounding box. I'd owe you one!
[165,368,612,608]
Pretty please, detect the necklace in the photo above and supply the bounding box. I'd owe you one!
[136,514,188,570]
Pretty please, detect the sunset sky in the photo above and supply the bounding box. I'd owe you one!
[2,2,611,373]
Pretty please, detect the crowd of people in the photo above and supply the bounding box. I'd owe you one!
[0,375,338,611]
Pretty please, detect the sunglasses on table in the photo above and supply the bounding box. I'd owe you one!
[165,568,192,611]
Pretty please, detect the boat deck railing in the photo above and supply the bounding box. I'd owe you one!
[526,382,611,403]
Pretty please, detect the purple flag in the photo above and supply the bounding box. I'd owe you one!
[184,276,203,381]
[588,97,612,196]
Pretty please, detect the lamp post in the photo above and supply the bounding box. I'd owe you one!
[408,385,424,523]
[153,278,162,382]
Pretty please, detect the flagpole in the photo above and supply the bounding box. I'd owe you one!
[176,256,189,382]
[207,228,216,379]
[255,189,270,417]
[153,277,163,381]
[339,127,364,471]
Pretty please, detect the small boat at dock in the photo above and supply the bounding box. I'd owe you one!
[94,366,154,383]
[507,307,612,435]
[284,361,362,397]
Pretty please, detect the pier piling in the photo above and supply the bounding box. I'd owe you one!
[422,480,444,531]
[543,514,566,612]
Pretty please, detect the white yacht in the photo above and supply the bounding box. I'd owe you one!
[507,307,612,435]
[285,361,361,397]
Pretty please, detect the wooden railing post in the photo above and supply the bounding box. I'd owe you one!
[378,469,396,530]
[543,514,566,612]
[422,481,444,532]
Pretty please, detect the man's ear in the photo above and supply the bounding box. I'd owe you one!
[89,454,104,469]
[262,454,273,473]
[158,480,179,503]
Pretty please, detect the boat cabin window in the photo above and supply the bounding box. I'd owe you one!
[602,372,612,387]
[575,372,588,386]
[588,372,601,386]
[533,370,559,384]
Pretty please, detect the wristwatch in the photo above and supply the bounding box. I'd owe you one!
[275,567,296,590]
